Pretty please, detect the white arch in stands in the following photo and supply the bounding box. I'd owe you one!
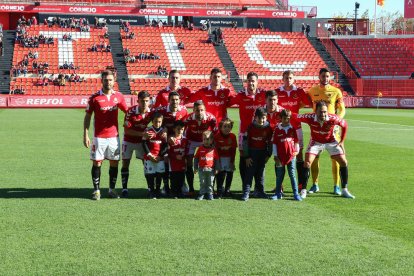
[39,31,90,66]
[161,33,186,71]
[244,35,307,72]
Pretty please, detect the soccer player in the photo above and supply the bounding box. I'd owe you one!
[188,67,233,124]
[183,100,217,196]
[168,120,188,198]
[229,71,266,184]
[194,130,219,200]
[271,109,302,201]
[264,90,285,129]
[156,91,188,195]
[276,70,311,190]
[241,107,273,201]
[121,90,152,198]
[83,70,128,200]
[214,118,237,198]
[143,112,168,199]
[153,70,192,108]
[295,101,354,199]
[307,68,346,195]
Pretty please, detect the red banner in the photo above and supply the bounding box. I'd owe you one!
[405,0,414,18]
[1,95,136,108]
[0,4,305,18]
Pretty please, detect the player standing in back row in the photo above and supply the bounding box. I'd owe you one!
[83,70,128,200]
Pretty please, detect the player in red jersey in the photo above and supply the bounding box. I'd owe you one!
[188,67,234,124]
[271,109,302,201]
[214,118,237,198]
[294,101,355,199]
[194,130,220,200]
[143,112,168,199]
[228,71,266,184]
[241,107,273,201]
[83,70,128,200]
[156,91,188,195]
[120,90,152,198]
[153,70,193,108]
[168,120,188,198]
[276,70,312,190]
[264,90,285,129]
[183,100,217,195]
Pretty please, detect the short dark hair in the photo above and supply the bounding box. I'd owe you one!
[319,68,329,75]
[254,107,267,118]
[315,100,327,111]
[101,70,115,79]
[265,90,278,98]
[280,109,292,118]
[138,90,150,99]
[173,120,185,128]
[194,100,205,108]
[152,112,163,121]
[246,72,258,80]
[219,118,234,129]
[210,67,222,75]
[168,91,180,100]
[282,70,294,78]
[169,69,179,76]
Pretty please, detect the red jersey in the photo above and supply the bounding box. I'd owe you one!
[153,86,193,108]
[214,132,237,163]
[168,136,188,172]
[123,105,151,143]
[143,126,167,160]
[245,122,273,150]
[276,85,311,129]
[85,90,128,138]
[272,123,299,166]
[183,112,217,142]
[188,85,233,123]
[229,89,266,134]
[194,145,219,169]
[295,113,348,143]
[156,105,188,136]
[265,105,285,129]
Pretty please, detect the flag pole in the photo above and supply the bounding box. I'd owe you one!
[374,0,377,36]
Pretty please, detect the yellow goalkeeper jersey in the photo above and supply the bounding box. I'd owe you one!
[307,84,345,118]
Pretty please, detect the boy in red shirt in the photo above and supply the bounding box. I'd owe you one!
[168,120,188,198]
[214,118,237,198]
[194,130,219,200]
[271,109,302,201]
[241,107,273,201]
[143,112,168,199]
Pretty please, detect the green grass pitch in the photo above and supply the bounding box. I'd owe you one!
[0,107,413,275]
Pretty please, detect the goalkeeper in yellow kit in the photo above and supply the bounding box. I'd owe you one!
[307,68,346,195]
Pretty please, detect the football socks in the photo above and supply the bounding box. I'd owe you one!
[109,166,118,189]
[91,165,101,191]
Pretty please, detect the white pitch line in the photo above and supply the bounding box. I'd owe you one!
[348,119,414,129]
[351,126,414,131]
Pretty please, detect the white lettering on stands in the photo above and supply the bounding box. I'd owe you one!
[206,10,232,16]
[369,98,398,107]
[244,35,307,72]
[69,7,97,13]
[161,33,186,71]
[399,98,414,108]
[27,98,64,105]
[272,11,297,18]
[81,98,88,105]
[139,9,166,15]
[0,5,25,11]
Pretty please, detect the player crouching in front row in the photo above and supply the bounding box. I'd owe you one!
[271,109,302,201]
[295,101,355,199]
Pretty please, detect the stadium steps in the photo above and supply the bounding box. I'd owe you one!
[213,37,244,92]
[307,37,355,95]
[108,25,131,94]
[0,31,15,94]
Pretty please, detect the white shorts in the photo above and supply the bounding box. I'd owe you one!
[306,140,344,157]
[296,128,304,149]
[144,160,165,174]
[122,141,144,160]
[219,157,234,172]
[90,137,120,161]
[187,140,202,155]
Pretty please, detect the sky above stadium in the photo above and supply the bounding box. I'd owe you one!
[289,0,404,18]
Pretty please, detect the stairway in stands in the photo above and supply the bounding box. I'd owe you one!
[108,25,131,94]
[307,37,355,95]
[213,37,244,92]
[0,31,15,94]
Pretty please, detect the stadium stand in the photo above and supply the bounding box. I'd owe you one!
[11,25,115,95]
[144,0,275,8]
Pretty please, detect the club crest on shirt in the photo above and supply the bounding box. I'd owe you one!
[292,93,299,99]
[113,97,119,104]
[220,92,225,98]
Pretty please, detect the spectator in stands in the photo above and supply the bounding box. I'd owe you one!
[207,19,212,34]
[22,65,28,77]
[28,50,34,59]
[232,21,238,29]
[32,16,38,25]
[106,44,111,52]
[33,51,39,59]
[306,24,311,37]
[91,43,98,52]
[137,51,146,60]
[69,62,75,70]
[149,52,160,59]
[258,21,264,29]
[177,41,185,50]
[123,48,130,56]
[62,61,69,69]
[127,32,135,39]
[48,74,55,83]
[302,23,306,35]
[46,37,54,45]
[410,72,414,79]
[32,60,38,70]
